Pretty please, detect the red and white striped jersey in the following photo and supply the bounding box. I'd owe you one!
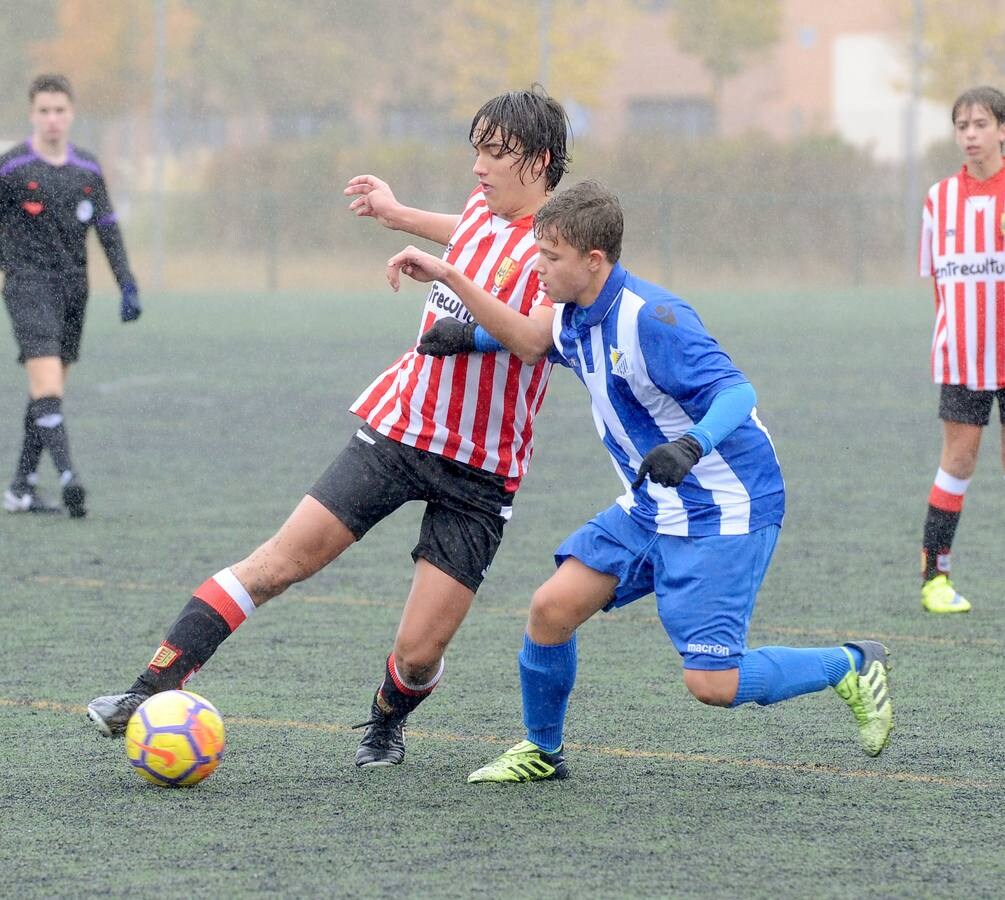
[350,187,552,488]
[920,163,1005,388]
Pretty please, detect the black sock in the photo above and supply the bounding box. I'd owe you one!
[132,597,233,694]
[14,399,44,485]
[922,505,960,581]
[31,396,73,476]
[374,653,441,719]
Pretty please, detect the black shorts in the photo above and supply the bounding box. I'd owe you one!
[308,424,516,592]
[3,271,89,364]
[938,383,1005,426]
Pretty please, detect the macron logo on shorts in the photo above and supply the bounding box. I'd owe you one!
[687,642,730,657]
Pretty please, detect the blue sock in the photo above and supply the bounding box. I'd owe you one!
[731,646,855,707]
[519,633,577,753]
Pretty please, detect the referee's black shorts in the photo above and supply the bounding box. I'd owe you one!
[309,424,517,592]
[3,271,89,364]
[939,383,1005,426]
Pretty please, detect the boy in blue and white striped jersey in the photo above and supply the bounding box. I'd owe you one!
[387,180,893,783]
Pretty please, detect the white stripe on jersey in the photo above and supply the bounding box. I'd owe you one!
[558,290,755,536]
[350,188,551,482]
[920,166,1005,389]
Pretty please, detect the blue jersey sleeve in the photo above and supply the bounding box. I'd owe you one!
[685,381,756,455]
[472,325,505,353]
[636,300,749,421]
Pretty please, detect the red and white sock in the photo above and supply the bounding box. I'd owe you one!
[193,567,257,632]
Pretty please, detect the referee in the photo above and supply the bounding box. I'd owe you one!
[1,74,140,518]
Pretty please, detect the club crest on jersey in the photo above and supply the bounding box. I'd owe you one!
[609,347,632,378]
[76,199,94,222]
[492,257,517,294]
[148,642,181,670]
[1000,213,1005,238]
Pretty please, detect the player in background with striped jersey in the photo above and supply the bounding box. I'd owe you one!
[390,182,893,781]
[87,87,570,768]
[917,86,1005,614]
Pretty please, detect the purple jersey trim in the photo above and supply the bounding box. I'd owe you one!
[96,213,118,226]
[66,147,102,175]
[0,151,39,177]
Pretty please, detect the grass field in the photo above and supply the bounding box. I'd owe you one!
[1,282,1002,898]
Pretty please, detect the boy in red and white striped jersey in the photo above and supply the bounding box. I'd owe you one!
[918,85,1005,613]
[87,87,571,766]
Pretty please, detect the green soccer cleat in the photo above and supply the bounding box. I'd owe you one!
[921,575,971,613]
[833,640,893,757]
[467,740,569,784]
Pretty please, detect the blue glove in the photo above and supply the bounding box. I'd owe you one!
[120,282,141,323]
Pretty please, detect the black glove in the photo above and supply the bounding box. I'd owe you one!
[120,282,142,322]
[418,318,477,357]
[631,434,703,489]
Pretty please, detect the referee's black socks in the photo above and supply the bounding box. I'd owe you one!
[13,398,44,486]
[30,396,75,478]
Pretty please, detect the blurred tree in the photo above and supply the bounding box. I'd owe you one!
[29,0,198,114]
[436,0,619,117]
[671,0,781,106]
[913,0,1005,103]
[183,0,349,122]
[0,0,59,131]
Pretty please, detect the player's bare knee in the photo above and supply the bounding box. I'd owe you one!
[238,538,312,600]
[683,670,736,707]
[528,587,575,642]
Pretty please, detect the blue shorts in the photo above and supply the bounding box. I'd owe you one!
[555,505,780,671]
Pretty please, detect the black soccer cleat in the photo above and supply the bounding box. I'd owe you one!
[353,692,407,767]
[87,690,150,737]
[62,475,87,519]
[3,482,61,514]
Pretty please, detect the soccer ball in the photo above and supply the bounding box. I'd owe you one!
[125,690,225,787]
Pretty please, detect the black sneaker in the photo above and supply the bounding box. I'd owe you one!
[353,692,407,767]
[87,690,150,737]
[3,482,60,514]
[62,475,87,518]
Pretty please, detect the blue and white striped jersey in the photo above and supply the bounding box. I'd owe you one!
[549,263,785,536]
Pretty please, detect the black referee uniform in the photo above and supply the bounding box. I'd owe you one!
[1,141,137,516]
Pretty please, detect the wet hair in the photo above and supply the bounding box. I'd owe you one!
[534,180,623,264]
[951,85,1005,126]
[29,74,74,103]
[469,84,570,191]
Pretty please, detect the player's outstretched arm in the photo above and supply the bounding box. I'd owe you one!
[345,174,459,245]
[386,245,554,363]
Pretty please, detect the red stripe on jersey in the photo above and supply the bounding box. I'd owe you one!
[998,281,1005,387]
[954,283,967,385]
[954,179,966,252]
[193,577,246,632]
[441,354,470,459]
[937,180,948,257]
[512,361,549,478]
[928,484,965,513]
[353,357,408,422]
[976,281,987,389]
[494,352,527,475]
[467,352,497,470]
[413,355,446,451]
